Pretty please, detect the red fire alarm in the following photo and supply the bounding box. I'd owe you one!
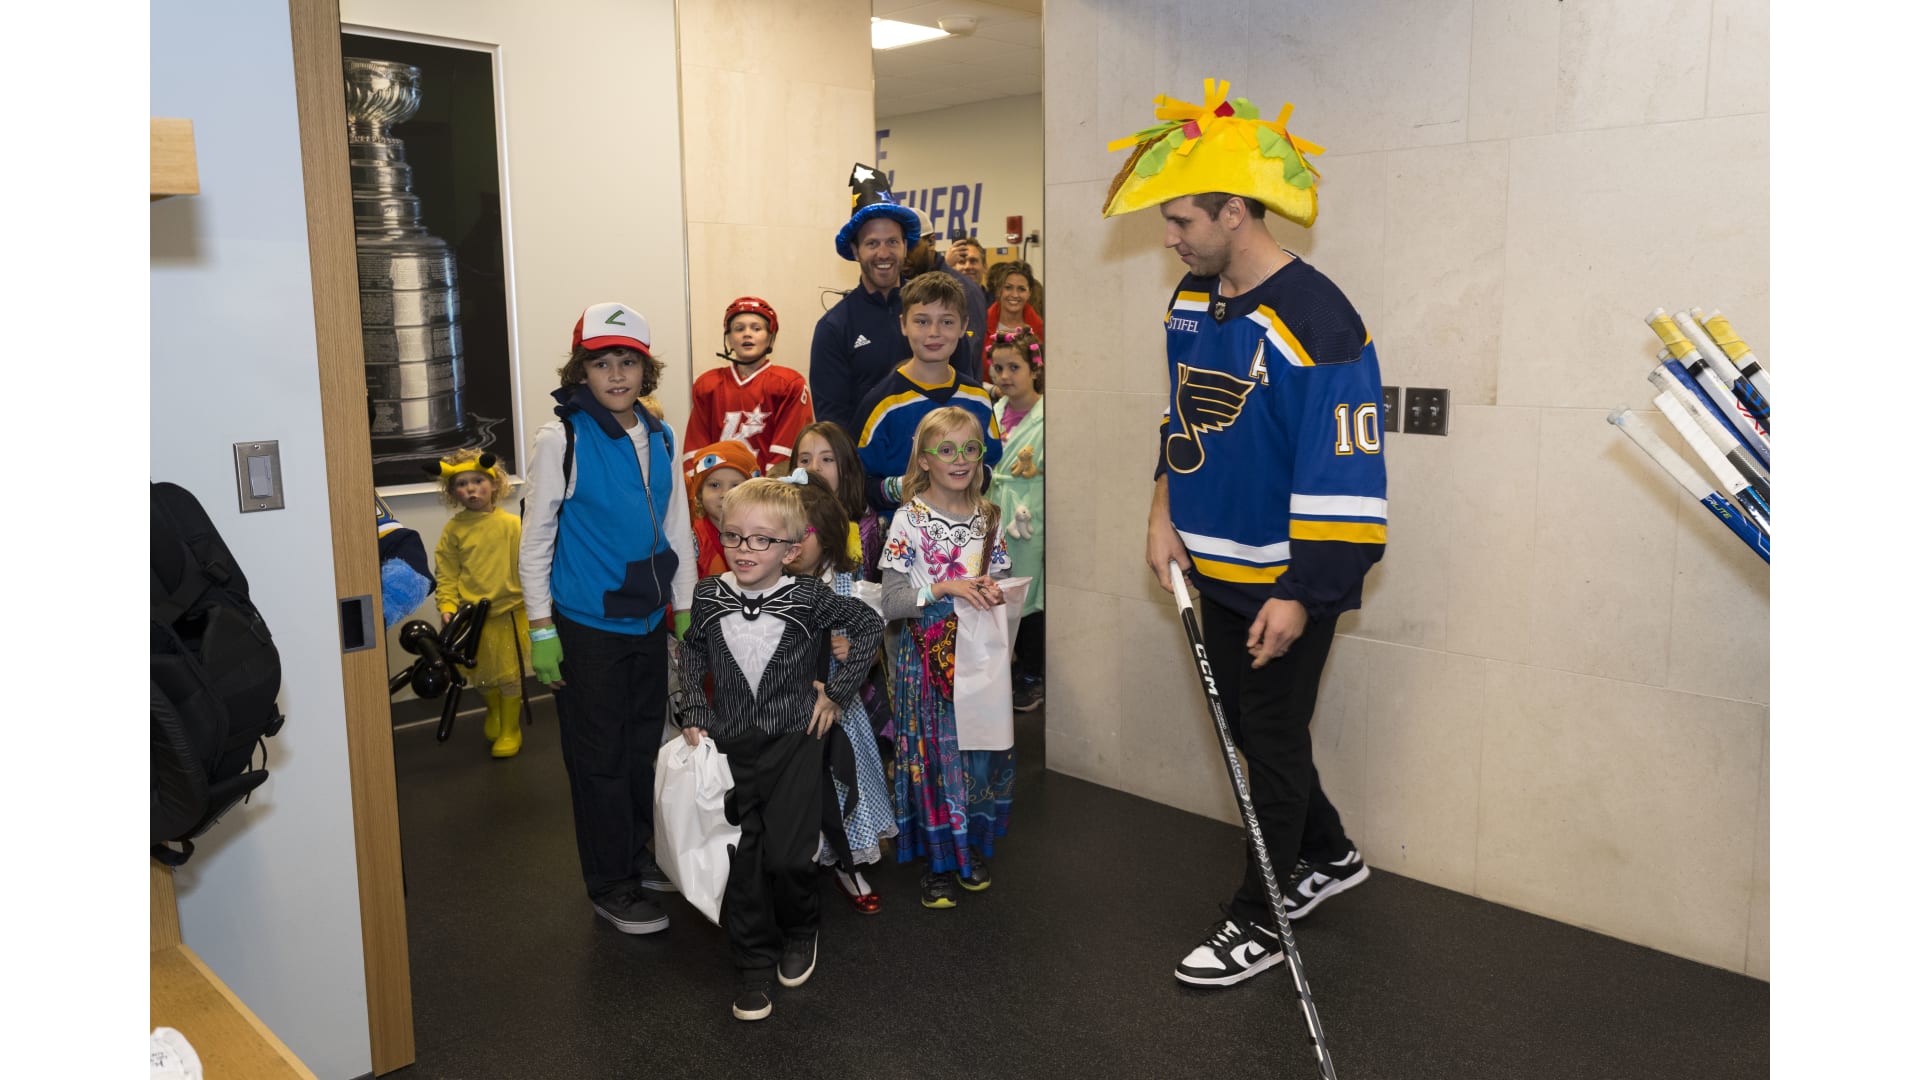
[1005,215,1023,245]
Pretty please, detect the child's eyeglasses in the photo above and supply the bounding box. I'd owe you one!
[718,531,796,551]
[921,439,985,463]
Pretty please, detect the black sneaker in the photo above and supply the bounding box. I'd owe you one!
[1281,846,1370,919]
[592,888,670,935]
[959,857,991,892]
[731,978,773,1022]
[778,933,818,987]
[1012,676,1043,713]
[1174,918,1285,987]
[920,871,959,909]
[637,857,679,894]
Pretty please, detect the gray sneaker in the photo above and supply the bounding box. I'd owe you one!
[638,857,678,894]
[732,978,773,1021]
[778,933,818,987]
[593,888,670,934]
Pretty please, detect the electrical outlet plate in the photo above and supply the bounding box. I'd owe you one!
[1404,387,1450,436]
[1381,386,1401,433]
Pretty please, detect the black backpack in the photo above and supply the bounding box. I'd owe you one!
[151,482,285,866]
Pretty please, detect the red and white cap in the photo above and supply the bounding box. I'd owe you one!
[573,302,653,356]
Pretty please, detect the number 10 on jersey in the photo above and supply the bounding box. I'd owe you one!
[1332,403,1382,455]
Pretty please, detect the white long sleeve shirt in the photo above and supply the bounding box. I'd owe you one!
[518,416,699,624]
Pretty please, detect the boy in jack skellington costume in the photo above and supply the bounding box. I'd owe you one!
[676,478,885,1021]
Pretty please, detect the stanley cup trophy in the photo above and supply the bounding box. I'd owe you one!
[344,57,475,463]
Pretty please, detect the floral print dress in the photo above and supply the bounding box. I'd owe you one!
[878,498,1014,877]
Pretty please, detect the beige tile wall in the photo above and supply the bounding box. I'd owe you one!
[1044,0,1769,977]
[676,0,874,408]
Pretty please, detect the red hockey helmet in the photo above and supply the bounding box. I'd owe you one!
[723,296,779,338]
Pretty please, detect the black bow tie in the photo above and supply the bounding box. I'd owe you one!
[699,579,816,638]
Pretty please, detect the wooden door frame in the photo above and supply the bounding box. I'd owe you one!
[287,0,415,1072]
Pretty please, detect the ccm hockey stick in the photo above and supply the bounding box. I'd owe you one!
[1671,308,1770,434]
[1657,357,1770,472]
[1168,564,1338,1080]
[1646,310,1770,458]
[1652,391,1770,534]
[1694,308,1770,401]
[1608,410,1769,562]
[1648,360,1770,503]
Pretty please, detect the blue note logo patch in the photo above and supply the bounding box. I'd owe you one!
[1165,363,1255,474]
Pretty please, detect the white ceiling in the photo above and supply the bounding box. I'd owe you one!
[873,0,1043,117]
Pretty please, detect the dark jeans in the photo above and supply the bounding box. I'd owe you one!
[1013,609,1045,681]
[1199,596,1352,931]
[550,612,669,900]
[718,728,824,976]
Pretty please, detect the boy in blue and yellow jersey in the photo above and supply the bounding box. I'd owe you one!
[1105,79,1385,989]
[855,271,1002,514]
[520,302,699,938]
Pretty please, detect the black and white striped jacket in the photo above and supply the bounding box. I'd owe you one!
[677,574,884,742]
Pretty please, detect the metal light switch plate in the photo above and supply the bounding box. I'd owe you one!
[233,441,285,512]
[1403,388,1451,436]
[1381,386,1401,433]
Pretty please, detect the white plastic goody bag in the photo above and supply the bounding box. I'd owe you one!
[952,576,1030,751]
[652,737,740,925]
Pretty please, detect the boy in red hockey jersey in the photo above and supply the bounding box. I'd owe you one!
[685,297,815,475]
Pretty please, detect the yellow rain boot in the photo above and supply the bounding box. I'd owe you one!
[490,692,523,758]
[482,688,503,742]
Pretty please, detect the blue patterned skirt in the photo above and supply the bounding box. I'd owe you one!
[890,600,1014,877]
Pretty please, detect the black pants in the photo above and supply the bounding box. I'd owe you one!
[550,612,669,900]
[1200,596,1352,931]
[1013,609,1045,681]
[718,728,824,977]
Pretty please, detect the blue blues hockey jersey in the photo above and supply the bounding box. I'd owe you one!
[856,365,1003,511]
[1157,257,1387,620]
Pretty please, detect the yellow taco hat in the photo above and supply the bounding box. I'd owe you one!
[1102,78,1325,227]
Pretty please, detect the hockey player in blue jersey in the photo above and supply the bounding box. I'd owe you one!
[1105,80,1387,989]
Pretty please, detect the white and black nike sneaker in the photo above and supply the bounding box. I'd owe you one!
[1174,918,1286,987]
[1281,847,1371,920]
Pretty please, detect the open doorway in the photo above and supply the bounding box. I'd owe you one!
[871,0,1047,754]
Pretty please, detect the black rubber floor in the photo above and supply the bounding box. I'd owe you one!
[389,706,1767,1079]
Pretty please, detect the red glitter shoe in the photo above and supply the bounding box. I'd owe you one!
[834,868,882,915]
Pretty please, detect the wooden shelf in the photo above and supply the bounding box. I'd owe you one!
[152,943,319,1080]
[151,118,199,199]
[152,864,314,1078]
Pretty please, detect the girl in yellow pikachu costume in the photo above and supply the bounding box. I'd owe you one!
[431,450,534,758]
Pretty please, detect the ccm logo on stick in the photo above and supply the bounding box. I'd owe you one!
[1192,644,1219,695]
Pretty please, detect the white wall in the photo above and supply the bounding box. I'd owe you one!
[679,0,875,392]
[878,94,1046,282]
[152,3,373,1076]
[1043,0,1768,977]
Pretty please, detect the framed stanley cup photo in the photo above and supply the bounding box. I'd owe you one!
[342,30,521,491]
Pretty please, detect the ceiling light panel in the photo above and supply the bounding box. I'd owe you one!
[871,17,950,49]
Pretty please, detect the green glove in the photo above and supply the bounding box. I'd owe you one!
[530,631,564,685]
[673,610,692,640]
